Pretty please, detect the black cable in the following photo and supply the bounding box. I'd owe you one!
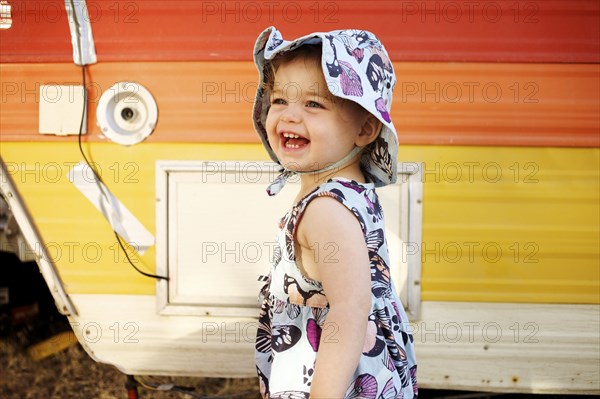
[71,0,244,391]
[171,386,258,399]
[432,393,504,399]
[71,0,167,281]
[76,65,102,183]
[114,232,168,280]
[72,3,251,397]
[133,376,258,399]
[70,0,100,182]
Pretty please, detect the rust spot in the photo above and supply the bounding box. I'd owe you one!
[512,376,519,383]
[483,344,489,350]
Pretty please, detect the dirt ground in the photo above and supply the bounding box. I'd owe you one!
[0,337,260,399]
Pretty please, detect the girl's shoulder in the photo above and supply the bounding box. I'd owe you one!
[305,177,377,207]
[291,178,383,234]
[302,177,374,203]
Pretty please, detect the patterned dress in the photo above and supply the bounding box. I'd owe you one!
[256,178,418,398]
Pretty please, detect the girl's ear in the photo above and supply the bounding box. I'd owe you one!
[356,114,383,147]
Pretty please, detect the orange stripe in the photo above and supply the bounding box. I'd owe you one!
[1,62,598,147]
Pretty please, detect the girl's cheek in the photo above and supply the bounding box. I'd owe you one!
[265,121,276,137]
[265,116,278,143]
[266,106,283,128]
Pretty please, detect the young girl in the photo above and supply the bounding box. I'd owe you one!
[252,27,418,398]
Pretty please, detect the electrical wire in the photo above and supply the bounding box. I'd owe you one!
[70,0,167,281]
[430,393,504,399]
[114,231,168,280]
[133,376,258,399]
[71,3,254,396]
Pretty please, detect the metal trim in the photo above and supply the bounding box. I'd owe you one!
[64,0,97,65]
[0,157,77,316]
[401,162,424,320]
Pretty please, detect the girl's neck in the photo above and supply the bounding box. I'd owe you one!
[294,160,365,202]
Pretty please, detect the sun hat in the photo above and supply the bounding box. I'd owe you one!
[252,26,398,195]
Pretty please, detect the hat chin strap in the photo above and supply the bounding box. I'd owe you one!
[266,146,363,196]
[291,145,363,175]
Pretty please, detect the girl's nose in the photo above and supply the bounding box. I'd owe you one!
[280,104,301,123]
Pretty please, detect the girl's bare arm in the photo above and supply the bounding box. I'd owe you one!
[296,196,372,398]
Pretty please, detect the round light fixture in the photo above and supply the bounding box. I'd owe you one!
[96,81,158,145]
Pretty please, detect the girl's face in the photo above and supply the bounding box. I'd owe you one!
[265,56,366,173]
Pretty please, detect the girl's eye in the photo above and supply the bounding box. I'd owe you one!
[306,101,323,109]
[271,98,287,105]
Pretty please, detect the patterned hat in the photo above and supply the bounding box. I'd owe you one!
[252,26,398,194]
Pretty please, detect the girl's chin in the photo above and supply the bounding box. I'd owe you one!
[280,161,323,173]
[280,163,305,172]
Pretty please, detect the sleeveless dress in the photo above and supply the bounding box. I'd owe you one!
[255,178,418,399]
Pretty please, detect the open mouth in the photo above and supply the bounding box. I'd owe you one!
[281,132,310,149]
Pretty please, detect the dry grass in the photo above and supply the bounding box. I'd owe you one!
[0,254,260,399]
[0,338,260,399]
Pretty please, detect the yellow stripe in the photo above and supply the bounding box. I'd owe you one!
[2,142,598,303]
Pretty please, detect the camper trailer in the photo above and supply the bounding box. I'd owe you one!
[1,0,598,394]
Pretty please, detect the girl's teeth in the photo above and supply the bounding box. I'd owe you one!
[282,132,307,149]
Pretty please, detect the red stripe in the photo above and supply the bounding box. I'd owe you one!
[1,1,598,63]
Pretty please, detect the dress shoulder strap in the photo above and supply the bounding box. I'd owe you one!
[288,178,377,239]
